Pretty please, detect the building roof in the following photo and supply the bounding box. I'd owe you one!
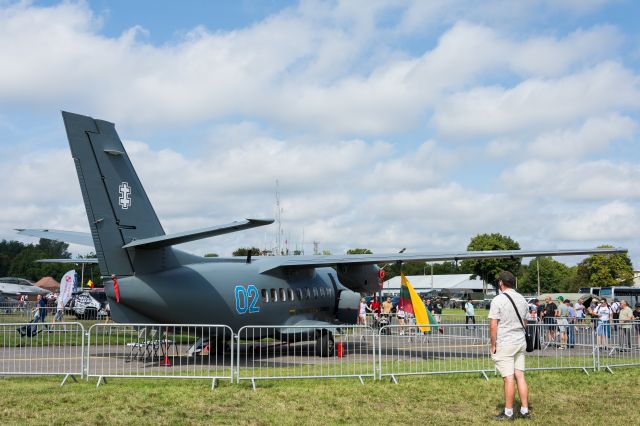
[383,274,485,291]
[35,276,60,291]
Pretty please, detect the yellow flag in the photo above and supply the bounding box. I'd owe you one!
[401,273,430,332]
[87,279,94,289]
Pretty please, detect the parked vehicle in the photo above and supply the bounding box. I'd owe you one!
[0,294,21,314]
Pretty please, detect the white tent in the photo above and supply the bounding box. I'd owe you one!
[382,274,489,295]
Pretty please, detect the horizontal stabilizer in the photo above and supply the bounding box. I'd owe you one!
[122,219,274,249]
[35,258,99,264]
[16,228,94,247]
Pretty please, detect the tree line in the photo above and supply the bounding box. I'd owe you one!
[0,239,100,284]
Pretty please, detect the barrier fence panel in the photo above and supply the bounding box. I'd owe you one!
[378,323,493,382]
[87,324,234,388]
[0,322,85,385]
[438,314,489,325]
[506,322,596,374]
[236,325,376,389]
[0,304,110,324]
[598,320,640,372]
[0,302,38,323]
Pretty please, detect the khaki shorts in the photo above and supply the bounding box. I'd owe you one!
[492,344,526,377]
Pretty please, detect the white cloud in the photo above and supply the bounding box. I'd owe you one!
[433,62,640,138]
[0,2,632,137]
[527,114,637,160]
[553,201,640,241]
[503,160,640,201]
[1,0,639,267]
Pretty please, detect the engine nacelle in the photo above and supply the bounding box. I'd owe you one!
[336,289,360,324]
[336,264,381,294]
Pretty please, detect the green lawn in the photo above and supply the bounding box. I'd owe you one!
[1,368,637,425]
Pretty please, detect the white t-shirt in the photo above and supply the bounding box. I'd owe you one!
[359,303,366,316]
[574,303,584,318]
[465,302,475,316]
[610,302,620,314]
[594,305,611,321]
[488,289,528,346]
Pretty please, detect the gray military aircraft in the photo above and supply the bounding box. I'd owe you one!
[17,112,627,355]
[0,277,50,298]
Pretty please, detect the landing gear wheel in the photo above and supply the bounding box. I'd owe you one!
[215,339,230,354]
[315,332,335,357]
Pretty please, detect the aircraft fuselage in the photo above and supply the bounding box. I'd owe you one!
[105,259,359,332]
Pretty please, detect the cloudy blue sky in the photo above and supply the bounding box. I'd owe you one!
[1,0,639,266]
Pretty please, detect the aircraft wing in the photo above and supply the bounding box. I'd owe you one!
[257,247,627,273]
[35,258,98,264]
[16,228,94,246]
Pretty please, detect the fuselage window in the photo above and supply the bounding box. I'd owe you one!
[296,289,303,301]
[313,288,318,299]
[270,288,278,302]
[319,288,325,298]
[261,288,269,303]
[280,288,286,302]
[306,288,311,300]
[288,289,295,301]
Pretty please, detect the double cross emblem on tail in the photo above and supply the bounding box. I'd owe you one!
[119,182,132,209]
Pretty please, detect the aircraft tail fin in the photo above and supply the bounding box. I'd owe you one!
[62,111,165,277]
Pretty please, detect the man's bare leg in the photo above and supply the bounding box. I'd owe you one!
[514,369,529,410]
[503,375,515,410]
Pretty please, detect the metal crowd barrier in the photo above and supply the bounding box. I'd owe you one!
[236,325,376,389]
[526,322,596,374]
[597,320,640,372]
[438,314,488,325]
[0,304,63,323]
[2,320,639,388]
[364,313,487,331]
[87,323,234,388]
[378,323,493,382]
[0,322,85,385]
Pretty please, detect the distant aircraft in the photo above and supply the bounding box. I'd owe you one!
[0,277,49,298]
[16,112,627,355]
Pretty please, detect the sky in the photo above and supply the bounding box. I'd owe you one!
[1,0,639,267]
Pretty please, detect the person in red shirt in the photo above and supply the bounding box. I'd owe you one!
[370,296,381,315]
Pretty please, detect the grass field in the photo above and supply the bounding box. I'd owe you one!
[1,368,638,425]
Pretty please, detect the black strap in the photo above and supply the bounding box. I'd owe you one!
[503,292,527,331]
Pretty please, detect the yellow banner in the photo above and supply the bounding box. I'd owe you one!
[401,273,430,332]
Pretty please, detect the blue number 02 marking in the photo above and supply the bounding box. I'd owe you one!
[234,285,261,315]
[247,285,260,313]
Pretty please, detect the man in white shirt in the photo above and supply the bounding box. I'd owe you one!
[465,298,476,329]
[489,271,530,420]
[594,298,611,348]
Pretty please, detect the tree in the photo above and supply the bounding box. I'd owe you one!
[232,247,262,257]
[461,233,521,286]
[204,253,219,257]
[346,248,372,254]
[519,257,571,294]
[572,245,634,289]
[0,240,25,276]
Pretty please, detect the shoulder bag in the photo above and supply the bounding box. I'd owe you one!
[503,293,534,352]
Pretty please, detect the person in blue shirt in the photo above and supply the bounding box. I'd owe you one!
[35,294,47,323]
